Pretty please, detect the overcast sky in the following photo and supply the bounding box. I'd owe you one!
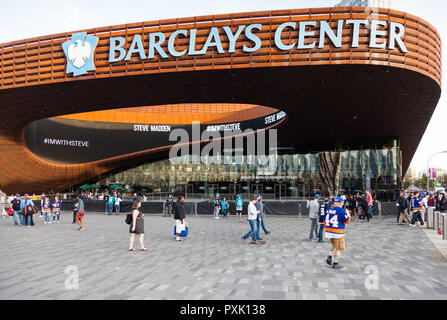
[1,0,446,173]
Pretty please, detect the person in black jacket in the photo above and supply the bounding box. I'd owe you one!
[173,195,186,241]
[164,194,173,217]
[317,197,332,243]
[439,191,447,213]
[396,192,405,223]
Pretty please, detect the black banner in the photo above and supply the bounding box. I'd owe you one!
[24,111,286,164]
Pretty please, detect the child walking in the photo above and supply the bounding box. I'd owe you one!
[221,198,229,218]
[52,195,61,223]
[42,197,52,224]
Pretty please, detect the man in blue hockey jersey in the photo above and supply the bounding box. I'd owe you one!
[324,197,351,269]
[410,191,425,227]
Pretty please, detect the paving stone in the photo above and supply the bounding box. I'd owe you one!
[0,214,447,299]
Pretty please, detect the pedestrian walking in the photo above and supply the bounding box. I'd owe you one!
[42,197,52,224]
[173,195,186,241]
[107,194,114,215]
[213,193,221,219]
[410,192,425,227]
[114,193,122,215]
[10,194,22,226]
[307,194,320,241]
[52,195,61,223]
[439,191,447,213]
[318,197,331,242]
[21,194,36,227]
[398,193,411,224]
[366,190,373,220]
[75,195,85,230]
[324,197,351,269]
[164,194,173,217]
[255,196,270,239]
[221,197,229,218]
[235,194,243,220]
[129,199,148,251]
[241,197,262,244]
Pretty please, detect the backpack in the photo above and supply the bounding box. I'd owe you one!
[7,207,14,216]
[22,203,36,216]
[125,213,132,224]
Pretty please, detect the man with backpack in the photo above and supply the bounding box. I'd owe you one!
[10,194,23,226]
[21,194,36,227]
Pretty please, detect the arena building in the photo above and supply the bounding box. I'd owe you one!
[0,6,441,199]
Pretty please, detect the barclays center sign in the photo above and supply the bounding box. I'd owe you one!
[63,19,408,77]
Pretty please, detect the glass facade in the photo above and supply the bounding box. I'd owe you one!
[91,147,401,201]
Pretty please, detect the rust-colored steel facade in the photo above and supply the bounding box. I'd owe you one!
[0,7,442,194]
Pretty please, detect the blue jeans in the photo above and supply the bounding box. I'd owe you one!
[43,212,51,223]
[107,204,113,214]
[256,215,268,239]
[368,205,373,219]
[318,223,325,242]
[243,219,258,241]
[23,214,32,226]
[53,211,60,222]
[115,205,120,214]
[13,210,22,225]
[397,207,401,223]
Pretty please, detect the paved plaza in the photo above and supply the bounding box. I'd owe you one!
[0,213,446,300]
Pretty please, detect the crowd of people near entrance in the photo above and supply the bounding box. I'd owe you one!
[396,189,447,225]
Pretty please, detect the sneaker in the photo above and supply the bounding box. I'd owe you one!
[78,227,83,231]
[332,263,344,270]
[409,224,416,227]
[326,256,332,266]
[250,241,259,244]
[176,237,183,242]
[44,222,47,224]
[265,231,271,234]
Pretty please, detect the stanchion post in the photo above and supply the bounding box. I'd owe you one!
[443,214,446,240]
[434,211,440,233]
[427,207,434,229]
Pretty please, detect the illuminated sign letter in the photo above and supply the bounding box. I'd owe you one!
[223,25,245,53]
[109,37,126,62]
[389,22,408,53]
[275,22,296,51]
[168,30,188,57]
[346,20,368,47]
[201,27,225,54]
[243,24,262,52]
[188,29,202,55]
[148,32,168,59]
[319,20,344,48]
[298,21,316,49]
[125,35,146,61]
[370,20,387,49]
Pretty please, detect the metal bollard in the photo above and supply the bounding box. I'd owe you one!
[443,214,447,240]
[434,211,440,233]
[438,213,445,236]
[427,207,434,229]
